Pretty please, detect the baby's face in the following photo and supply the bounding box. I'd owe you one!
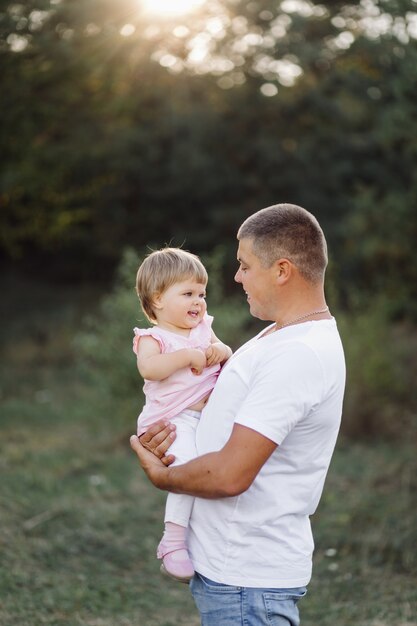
[153,279,207,334]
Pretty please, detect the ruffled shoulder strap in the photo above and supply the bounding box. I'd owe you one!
[132,327,165,355]
[189,313,214,345]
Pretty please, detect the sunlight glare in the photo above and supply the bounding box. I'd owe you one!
[141,0,206,17]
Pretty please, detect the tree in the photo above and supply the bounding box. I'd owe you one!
[1,0,416,316]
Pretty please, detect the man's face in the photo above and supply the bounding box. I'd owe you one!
[234,238,277,321]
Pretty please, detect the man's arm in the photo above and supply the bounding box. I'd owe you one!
[130,423,277,498]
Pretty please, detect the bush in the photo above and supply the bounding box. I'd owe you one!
[337,300,417,440]
[75,248,143,400]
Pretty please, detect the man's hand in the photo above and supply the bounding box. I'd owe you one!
[139,419,177,466]
[130,435,169,488]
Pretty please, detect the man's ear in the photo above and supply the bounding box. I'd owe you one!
[275,258,292,284]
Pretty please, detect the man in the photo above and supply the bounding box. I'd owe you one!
[130,203,346,626]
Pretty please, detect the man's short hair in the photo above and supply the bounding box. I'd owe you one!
[237,203,328,283]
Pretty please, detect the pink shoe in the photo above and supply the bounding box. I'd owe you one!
[157,538,194,583]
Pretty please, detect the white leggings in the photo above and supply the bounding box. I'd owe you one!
[164,409,200,527]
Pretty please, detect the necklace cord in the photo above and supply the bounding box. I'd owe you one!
[276,307,329,330]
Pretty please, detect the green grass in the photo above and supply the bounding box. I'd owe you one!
[0,374,198,626]
[0,284,416,625]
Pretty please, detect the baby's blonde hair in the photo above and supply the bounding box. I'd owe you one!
[136,247,208,323]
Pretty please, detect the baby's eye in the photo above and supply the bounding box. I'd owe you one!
[199,293,206,299]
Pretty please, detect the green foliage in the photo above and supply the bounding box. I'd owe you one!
[1,0,416,320]
[75,248,143,408]
[337,299,417,440]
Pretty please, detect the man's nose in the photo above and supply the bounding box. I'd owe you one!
[234,269,242,283]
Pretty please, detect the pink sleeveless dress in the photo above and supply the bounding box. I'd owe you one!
[133,314,220,433]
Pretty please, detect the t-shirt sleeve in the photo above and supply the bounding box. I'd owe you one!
[234,342,325,445]
[132,327,165,355]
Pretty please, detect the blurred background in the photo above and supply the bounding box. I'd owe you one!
[0,1,416,624]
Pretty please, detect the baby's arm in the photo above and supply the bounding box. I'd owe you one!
[205,330,233,367]
[137,336,206,381]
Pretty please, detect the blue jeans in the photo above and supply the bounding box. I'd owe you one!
[190,573,307,626]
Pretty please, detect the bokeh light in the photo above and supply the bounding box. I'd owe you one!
[141,0,206,17]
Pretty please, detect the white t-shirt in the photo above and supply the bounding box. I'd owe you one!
[188,318,346,588]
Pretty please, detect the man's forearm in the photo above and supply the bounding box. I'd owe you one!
[131,423,277,501]
[156,452,237,499]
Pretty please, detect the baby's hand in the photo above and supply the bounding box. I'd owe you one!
[206,343,228,367]
[189,349,206,375]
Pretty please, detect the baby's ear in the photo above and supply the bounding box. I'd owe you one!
[152,294,163,310]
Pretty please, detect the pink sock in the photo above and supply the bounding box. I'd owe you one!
[157,522,194,582]
[162,521,187,548]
